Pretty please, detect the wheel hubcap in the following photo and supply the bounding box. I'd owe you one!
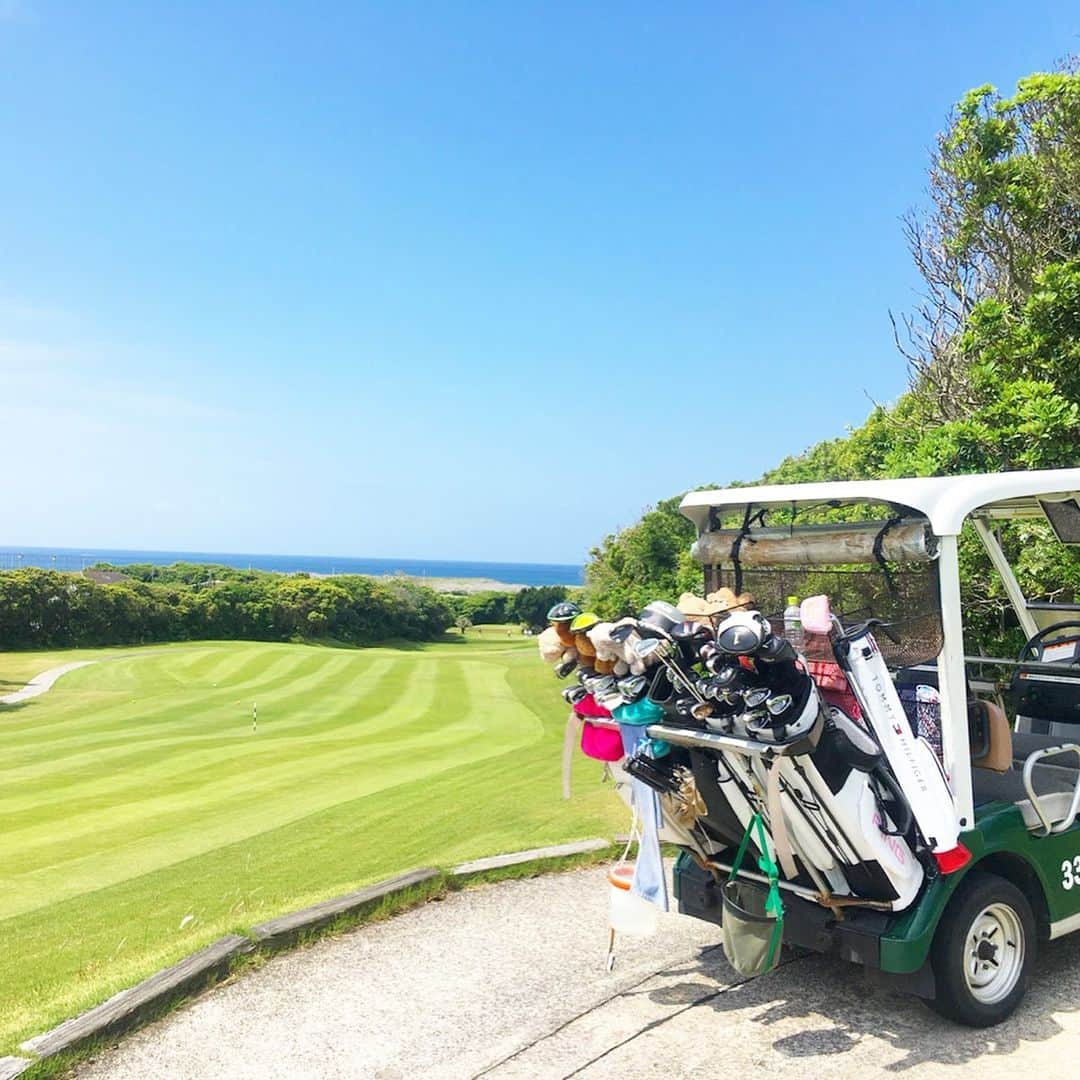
[963,903,1024,1005]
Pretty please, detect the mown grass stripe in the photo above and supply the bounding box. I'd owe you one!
[0,655,407,834]
[0,657,402,819]
[0,657,541,918]
[0,637,622,1052]
[0,648,343,757]
[0,651,365,777]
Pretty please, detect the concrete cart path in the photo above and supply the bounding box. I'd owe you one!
[0,661,97,705]
[73,865,1080,1080]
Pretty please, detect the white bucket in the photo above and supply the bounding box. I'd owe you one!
[608,864,658,936]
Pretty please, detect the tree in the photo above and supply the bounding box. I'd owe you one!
[895,64,1080,424]
[511,586,569,632]
[454,615,472,635]
[583,61,1080,648]
[0,565,454,648]
[584,496,700,617]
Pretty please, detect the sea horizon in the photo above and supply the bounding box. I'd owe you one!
[0,545,584,588]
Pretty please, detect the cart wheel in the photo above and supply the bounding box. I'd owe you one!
[927,871,1035,1027]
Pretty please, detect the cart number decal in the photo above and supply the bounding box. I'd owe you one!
[1063,857,1080,890]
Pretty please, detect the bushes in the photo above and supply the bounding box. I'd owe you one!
[0,567,453,649]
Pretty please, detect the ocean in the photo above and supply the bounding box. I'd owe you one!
[0,546,584,587]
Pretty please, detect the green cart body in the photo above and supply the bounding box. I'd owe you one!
[665,469,1080,1023]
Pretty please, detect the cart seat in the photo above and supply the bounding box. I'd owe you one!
[973,742,1080,832]
[969,699,1012,772]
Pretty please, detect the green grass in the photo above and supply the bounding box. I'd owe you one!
[0,636,623,1053]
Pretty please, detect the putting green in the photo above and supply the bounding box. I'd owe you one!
[0,637,623,1051]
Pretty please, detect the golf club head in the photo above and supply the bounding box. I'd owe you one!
[765,693,794,716]
[689,701,714,723]
[671,620,711,644]
[704,711,735,733]
[698,642,723,668]
[584,674,616,696]
[742,686,772,710]
[561,685,588,706]
[697,675,721,701]
[712,664,741,687]
[595,689,624,712]
[758,635,797,664]
[638,600,685,638]
[616,674,648,701]
[745,709,785,741]
[554,657,578,679]
[716,610,771,656]
[673,696,697,718]
[633,636,671,661]
[608,620,639,645]
[702,648,735,674]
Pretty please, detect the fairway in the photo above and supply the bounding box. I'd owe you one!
[0,636,623,1052]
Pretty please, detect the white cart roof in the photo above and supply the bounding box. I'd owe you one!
[680,468,1080,537]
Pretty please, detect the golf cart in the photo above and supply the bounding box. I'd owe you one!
[649,470,1080,1026]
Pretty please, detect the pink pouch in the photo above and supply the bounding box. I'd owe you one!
[580,720,624,761]
[573,693,610,719]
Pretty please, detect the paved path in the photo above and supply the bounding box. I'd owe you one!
[0,661,97,705]
[74,866,1080,1080]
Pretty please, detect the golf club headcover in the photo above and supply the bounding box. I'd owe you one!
[538,626,565,665]
[587,622,623,677]
[608,617,651,675]
[574,631,598,669]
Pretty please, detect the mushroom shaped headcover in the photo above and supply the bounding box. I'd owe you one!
[569,610,602,672]
[548,600,580,650]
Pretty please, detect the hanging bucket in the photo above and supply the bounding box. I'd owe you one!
[721,813,784,977]
[607,864,658,936]
[721,879,783,976]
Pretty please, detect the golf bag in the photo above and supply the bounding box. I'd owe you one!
[689,681,925,911]
[836,625,960,860]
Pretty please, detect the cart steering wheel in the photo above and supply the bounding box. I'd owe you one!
[1017,619,1080,665]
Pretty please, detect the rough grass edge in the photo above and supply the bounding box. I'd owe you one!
[16,843,621,1079]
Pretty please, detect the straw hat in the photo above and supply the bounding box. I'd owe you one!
[676,587,753,621]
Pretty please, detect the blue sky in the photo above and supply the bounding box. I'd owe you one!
[2,3,1077,563]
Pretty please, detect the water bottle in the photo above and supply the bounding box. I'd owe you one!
[783,596,804,652]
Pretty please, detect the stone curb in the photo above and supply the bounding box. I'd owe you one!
[451,838,612,875]
[19,935,253,1060]
[14,839,612,1066]
[250,867,440,950]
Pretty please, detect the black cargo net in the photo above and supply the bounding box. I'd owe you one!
[702,563,944,670]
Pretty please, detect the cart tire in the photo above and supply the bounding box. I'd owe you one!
[927,871,1035,1027]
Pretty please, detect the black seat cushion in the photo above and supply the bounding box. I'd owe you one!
[973,761,1078,807]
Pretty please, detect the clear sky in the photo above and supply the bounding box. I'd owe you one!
[2,3,1077,563]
